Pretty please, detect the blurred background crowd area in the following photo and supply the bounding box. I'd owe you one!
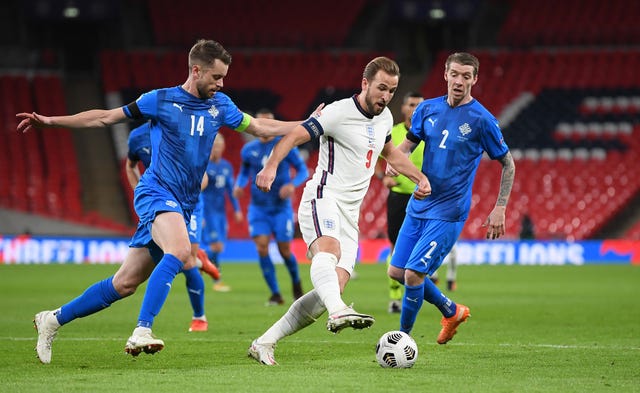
[1,0,639,242]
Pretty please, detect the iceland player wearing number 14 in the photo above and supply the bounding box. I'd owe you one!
[17,39,313,363]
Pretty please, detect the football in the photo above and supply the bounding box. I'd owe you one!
[375,330,418,368]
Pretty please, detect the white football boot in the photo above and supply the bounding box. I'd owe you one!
[34,310,61,364]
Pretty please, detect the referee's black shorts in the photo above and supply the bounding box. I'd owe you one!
[386,190,412,245]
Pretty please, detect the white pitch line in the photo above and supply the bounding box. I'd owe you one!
[4,337,639,351]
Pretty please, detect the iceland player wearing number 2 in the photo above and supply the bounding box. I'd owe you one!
[387,52,516,345]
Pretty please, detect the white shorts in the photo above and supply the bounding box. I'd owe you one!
[297,195,359,275]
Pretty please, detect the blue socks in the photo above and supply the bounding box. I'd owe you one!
[136,253,183,328]
[400,283,424,334]
[399,278,459,334]
[259,255,280,295]
[208,251,219,267]
[182,266,205,318]
[423,277,456,318]
[283,255,301,285]
[56,276,122,325]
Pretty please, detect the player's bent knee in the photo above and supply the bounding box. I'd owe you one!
[112,277,141,297]
[387,266,404,282]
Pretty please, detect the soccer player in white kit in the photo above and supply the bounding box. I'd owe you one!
[248,56,432,365]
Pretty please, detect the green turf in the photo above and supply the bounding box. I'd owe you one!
[0,262,638,393]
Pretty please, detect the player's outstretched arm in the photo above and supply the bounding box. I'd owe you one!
[244,104,324,138]
[482,151,515,239]
[16,108,128,133]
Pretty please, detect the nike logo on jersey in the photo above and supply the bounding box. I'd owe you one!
[428,117,437,127]
[173,103,184,112]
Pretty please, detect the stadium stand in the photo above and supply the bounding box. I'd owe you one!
[498,0,640,47]
[0,74,132,234]
[146,0,366,49]
[3,0,640,242]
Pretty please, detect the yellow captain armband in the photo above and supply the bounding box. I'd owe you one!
[234,112,252,132]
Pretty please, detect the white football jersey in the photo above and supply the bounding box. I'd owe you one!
[301,95,393,208]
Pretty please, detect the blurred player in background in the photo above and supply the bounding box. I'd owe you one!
[233,108,308,306]
[125,121,217,332]
[201,133,243,292]
[387,52,515,344]
[20,39,315,363]
[248,56,431,365]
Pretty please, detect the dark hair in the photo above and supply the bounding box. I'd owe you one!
[403,91,423,103]
[363,56,400,81]
[445,52,480,77]
[189,39,232,68]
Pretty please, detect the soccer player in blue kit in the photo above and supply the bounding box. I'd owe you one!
[387,52,515,344]
[125,122,214,332]
[17,39,315,363]
[233,108,308,306]
[201,133,243,292]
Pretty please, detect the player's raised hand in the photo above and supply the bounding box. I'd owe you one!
[256,166,276,192]
[310,103,325,118]
[16,112,49,133]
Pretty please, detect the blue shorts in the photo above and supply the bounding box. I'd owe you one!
[390,216,464,276]
[248,204,294,242]
[188,199,205,244]
[130,183,192,257]
[203,212,229,244]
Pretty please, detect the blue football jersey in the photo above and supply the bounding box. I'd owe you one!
[407,95,509,221]
[201,158,240,213]
[123,87,244,210]
[127,122,152,168]
[236,137,308,208]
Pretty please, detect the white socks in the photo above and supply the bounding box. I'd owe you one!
[259,290,326,344]
[310,252,346,315]
[132,326,152,336]
[256,251,346,345]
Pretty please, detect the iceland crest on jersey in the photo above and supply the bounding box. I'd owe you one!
[208,105,219,118]
[459,122,472,136]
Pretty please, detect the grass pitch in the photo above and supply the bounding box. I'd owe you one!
[0,262,638,392]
